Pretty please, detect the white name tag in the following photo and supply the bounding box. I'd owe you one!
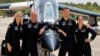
[34,25,38,28]
[68,21,72,26]
[81,29,86,32]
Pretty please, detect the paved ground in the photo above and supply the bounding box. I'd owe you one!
[0,17,100,56]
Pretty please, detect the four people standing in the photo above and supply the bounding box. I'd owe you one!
[5,9,97,56]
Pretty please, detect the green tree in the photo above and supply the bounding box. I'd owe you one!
[86,2,91,6]
[93,2,98,7]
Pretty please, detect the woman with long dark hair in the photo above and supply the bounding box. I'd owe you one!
[5,12,23,56]
[75,15,97,56]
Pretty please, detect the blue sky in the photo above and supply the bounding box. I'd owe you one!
[58,0,100,5]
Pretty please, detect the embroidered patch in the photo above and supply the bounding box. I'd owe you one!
[68,21,72,26]
[20,27,23,31]
[81,29,86,32]
[28,24,32,28]
[56,22,59,25]
[14,26,18,31]
[62,21,66,26]
[75,29,78,32]
[34,25,38,28]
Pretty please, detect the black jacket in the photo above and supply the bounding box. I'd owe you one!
[22,21,45,46]
[5,22,22,47]
[75,24,97,44]
[54,18,76,43]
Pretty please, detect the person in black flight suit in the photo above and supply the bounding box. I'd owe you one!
[21,11,42,56]
[21,11,66,56]
[55,7,76,56]
[75,15,97,56]
[5,12,23,56]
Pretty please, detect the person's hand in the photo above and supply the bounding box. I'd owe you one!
[86,24,90,28]
[62,32,67,37]
[84,38,91,43]
[7,43,12,52]
[58,29,67,37]
[39,28,45,35]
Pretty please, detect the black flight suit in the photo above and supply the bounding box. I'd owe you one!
[21,21,44,56]
[75,24,97,56]
[55,18,76,56]
[5,22,22,56]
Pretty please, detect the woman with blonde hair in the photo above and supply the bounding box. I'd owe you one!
[5,11,23,56]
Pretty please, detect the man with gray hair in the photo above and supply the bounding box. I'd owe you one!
[21,11,44,56]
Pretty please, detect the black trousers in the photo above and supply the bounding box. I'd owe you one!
[6,46,20,56]
[21,43,38,56]
[58,41,76,56]
[77,43,91,56]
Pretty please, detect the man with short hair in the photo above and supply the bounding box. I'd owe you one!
[21,11,44,56]
[56,8,77,56]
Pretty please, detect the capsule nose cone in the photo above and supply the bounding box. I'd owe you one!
[43,29,60,51]
[47,37,57,51]
[42,30,59,52]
